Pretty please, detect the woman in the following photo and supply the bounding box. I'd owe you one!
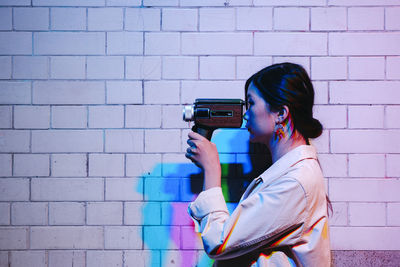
[186,63,331,266]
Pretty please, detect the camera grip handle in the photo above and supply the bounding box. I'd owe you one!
[192,125,215,141]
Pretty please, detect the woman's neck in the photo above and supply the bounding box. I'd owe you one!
[268,131,307,164]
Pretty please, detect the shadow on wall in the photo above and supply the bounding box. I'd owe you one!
[136,128,271,267]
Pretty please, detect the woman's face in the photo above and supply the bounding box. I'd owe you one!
[244,82,277,144]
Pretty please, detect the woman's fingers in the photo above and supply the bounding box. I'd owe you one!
[188,131,206,141]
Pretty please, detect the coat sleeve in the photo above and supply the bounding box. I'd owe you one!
[188,178,308,260]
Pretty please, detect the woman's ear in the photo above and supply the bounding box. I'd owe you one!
[276,105,289,123]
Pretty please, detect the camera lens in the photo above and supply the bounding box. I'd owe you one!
[183,105,194,121]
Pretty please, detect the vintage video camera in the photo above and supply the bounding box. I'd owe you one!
[183,99,245,140]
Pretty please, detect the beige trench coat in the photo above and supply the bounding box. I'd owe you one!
[188,145,331,266]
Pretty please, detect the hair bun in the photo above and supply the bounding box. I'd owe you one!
[305,118,323,139]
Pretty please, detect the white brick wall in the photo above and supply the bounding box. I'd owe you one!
[1,1,400,266]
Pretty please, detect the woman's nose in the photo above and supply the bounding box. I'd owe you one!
[243,111,249,121]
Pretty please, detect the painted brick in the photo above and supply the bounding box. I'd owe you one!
[126,105,161,128]
[0,130,30,153]
[0,227,28,249]
[181,226,203,249]
[11,202,48,226]
[49,202,85,225]
[33,81,105,104]
[328,0,400,5]
[163,56,198,80]
[124,202,161,225]
[0,178,29,201]
[311,57,347,80]
[126,56,161,79]
[200,56,235,80]
[348,7,384,30]
[236,56,272,79]
[181,0,251,6]
[387,154,400,177]
[254,0,325,5]
[32,130,103,153]
[124,250,159,267]
[162,153,199,179]
[125,8,160,31]
[107,81,143,104]
[0,0,30,5]
[349,202,385,226]
[126,154,161,177]
[89,105,124,128]
[87,202,122,225]
[31,178,104,201]
[10,251,46,267]
[161,202,192,226]
[14,105,50,129]
[145,129,181,153]
[330,226,400,250]
[32,0,106,6]
[143,226,180,250]
[51,8,86,30]
[0,106,12,128]
[386,7,400,30]
[14,7,49,30]
[143,0,178,6]
[387,56,400,80]
[348,105,384,129]
[48,251,85,267]
[0,56,11,79]
[274,7,309,31]
[0,32,32,55]
[318,153,347,178]
[181,81,244,104]
[0,154,11,176]
[104,226,142,249]
[162,8,197,31]
[311,7,346,31]
[145,32,180,55]
[50,56,85,79]
[0,8,12,30]
[161,250,199,266]
[105,129,144,152]
[87,56,124,79]
[331,130,400,153]
[255,33,327,56]
[330,202,347,226]
[14,7,49,31]
[237,7,272,30]
[105,178,143,201]
[87,251,122,267]
[51,106,87,129]
[313,105,347,129]
[0,203,10,225]
[182,33,252,55]
[330,178,400,202]
[88,8,123,31]
[388,203,400,226]
[144,177,180,201]
[0,82,31,104]
[349,154,385,178]
[310,129,329,153]
[107,32,143,55]
[200,8,235,31]
[329,33,400,56]
[34,32,105,55]
[349,57,385,80]
[107,0,141,6]
[144,81,180,104]
[313,81,328,105]
[14,154,49,177]
[89,154,124,177]
[330,81,400,104]
[162,105,189,129]
[51,154,87,177]
[30,226,104,249]
[0,252,7,265]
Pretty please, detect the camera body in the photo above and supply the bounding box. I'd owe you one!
[183,98,245,140]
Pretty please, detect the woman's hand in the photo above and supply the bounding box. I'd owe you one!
[185,131,221,190]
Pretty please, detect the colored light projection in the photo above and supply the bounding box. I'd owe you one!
[136,128,271,266]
